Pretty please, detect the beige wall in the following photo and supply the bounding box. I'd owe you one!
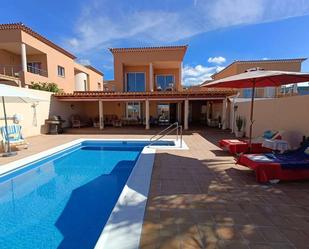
[235,95,309,137]
[0,87,87,140]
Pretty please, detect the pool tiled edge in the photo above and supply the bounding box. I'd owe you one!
[94,147,156,249]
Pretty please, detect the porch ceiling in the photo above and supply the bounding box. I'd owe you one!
[54,89,237,101]
[0,42,44,55]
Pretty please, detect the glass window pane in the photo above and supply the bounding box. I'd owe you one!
[127,73,135,92]
[166,75,174,84]
[135,73,145,92]
[127,73,145,92]
[156,76,165,90]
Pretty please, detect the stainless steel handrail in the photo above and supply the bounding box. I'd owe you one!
[148,122,183,148]
[150,122,178,141]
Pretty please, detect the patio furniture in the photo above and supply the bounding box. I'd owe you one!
[92,117,100,128]
[219,139,271,155]
[71,115,88,128]
[112,119,122,127]
[45,116,65,134]
[207,118,219,127]
[104,114,118,126]
[237,143,309,183]
[219,130,280,154]
[262,139,290,153]
[1,124,28,152]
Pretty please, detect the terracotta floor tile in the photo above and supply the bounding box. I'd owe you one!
[258,227,289,243]
[249,243,295,249]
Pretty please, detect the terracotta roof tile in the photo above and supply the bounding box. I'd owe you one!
[54,89,236,100]
[109,45,188,53]
[0,22,76,59]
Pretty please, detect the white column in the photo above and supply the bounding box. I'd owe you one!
[184,99,189,130]
[149,63,154,92]
[145,99,150,129]
[179,62,183,89]
[222,97,228,129]
[99,100,104,129]
[21,43,27,72]
[177,102,182,123]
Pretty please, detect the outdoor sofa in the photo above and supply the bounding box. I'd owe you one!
[237,142,309,183]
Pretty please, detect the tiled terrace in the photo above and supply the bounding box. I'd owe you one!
[1,128,309,249]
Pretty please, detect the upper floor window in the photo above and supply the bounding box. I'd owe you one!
[126,72,145,92]
[57,66,65,77]
[156,75,174,91]
[27,62,41,75]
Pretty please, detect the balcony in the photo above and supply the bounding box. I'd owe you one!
[27,65,48,77]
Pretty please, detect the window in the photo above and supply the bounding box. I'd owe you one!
[126,72,145,92]
[27,62,41,74]
[57,66,65,77]
[97,82,102,90]
[156,75,174,91]
[243,88,252,98]
[126,102,141,119]
[157,104,170,124]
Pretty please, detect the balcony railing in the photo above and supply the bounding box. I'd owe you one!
[0,65,22,78]
[27,65,48,77]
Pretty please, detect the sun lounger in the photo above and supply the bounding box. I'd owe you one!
[219,130,280,154]
[1,124,28,152]
[237,143,309,183]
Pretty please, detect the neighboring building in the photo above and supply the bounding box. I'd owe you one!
[55,46,235,130]
[208,58,306,98]
[0,23,103,92]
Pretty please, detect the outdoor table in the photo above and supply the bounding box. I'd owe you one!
[262,139,290,153]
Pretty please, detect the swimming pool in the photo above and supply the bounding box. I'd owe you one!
[0,140,175,249]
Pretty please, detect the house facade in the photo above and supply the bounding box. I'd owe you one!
[210,58,306,98]
[55,46,235,130]
[0,23,103,92]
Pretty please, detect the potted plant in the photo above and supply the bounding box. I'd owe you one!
[235,116,244,138]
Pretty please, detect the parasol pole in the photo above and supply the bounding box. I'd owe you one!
[248,79,256,152]
[2,96,16,157]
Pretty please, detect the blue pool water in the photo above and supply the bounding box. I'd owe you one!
[0,141,171,249]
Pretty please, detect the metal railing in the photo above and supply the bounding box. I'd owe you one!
[0,65,22,78]
[148,122,183,148]
[27,65,48,77]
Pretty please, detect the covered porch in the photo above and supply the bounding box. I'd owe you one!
[54,90,235,131]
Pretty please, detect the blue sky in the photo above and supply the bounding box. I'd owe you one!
[1,0,309,85]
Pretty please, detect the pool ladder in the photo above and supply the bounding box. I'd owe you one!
[148,122,183,148]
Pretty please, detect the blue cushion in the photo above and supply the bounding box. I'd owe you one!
[263,130,276,139]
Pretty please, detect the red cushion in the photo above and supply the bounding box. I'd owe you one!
[237,154,309,183]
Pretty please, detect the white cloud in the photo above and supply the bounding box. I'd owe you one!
[77,59,91,65]
[208,56,226,64]
[182,64,225,86]
[63,0,309,55]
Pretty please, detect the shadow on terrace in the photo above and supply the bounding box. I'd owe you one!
[139,152,309,249]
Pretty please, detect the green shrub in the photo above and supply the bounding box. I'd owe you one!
[30,82,63,93]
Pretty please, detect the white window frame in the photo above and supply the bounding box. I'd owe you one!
[125,72,146,92]
[155,74,175,90]
[57,65,65,78]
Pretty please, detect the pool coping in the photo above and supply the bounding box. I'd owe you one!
[0,138,188,249]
